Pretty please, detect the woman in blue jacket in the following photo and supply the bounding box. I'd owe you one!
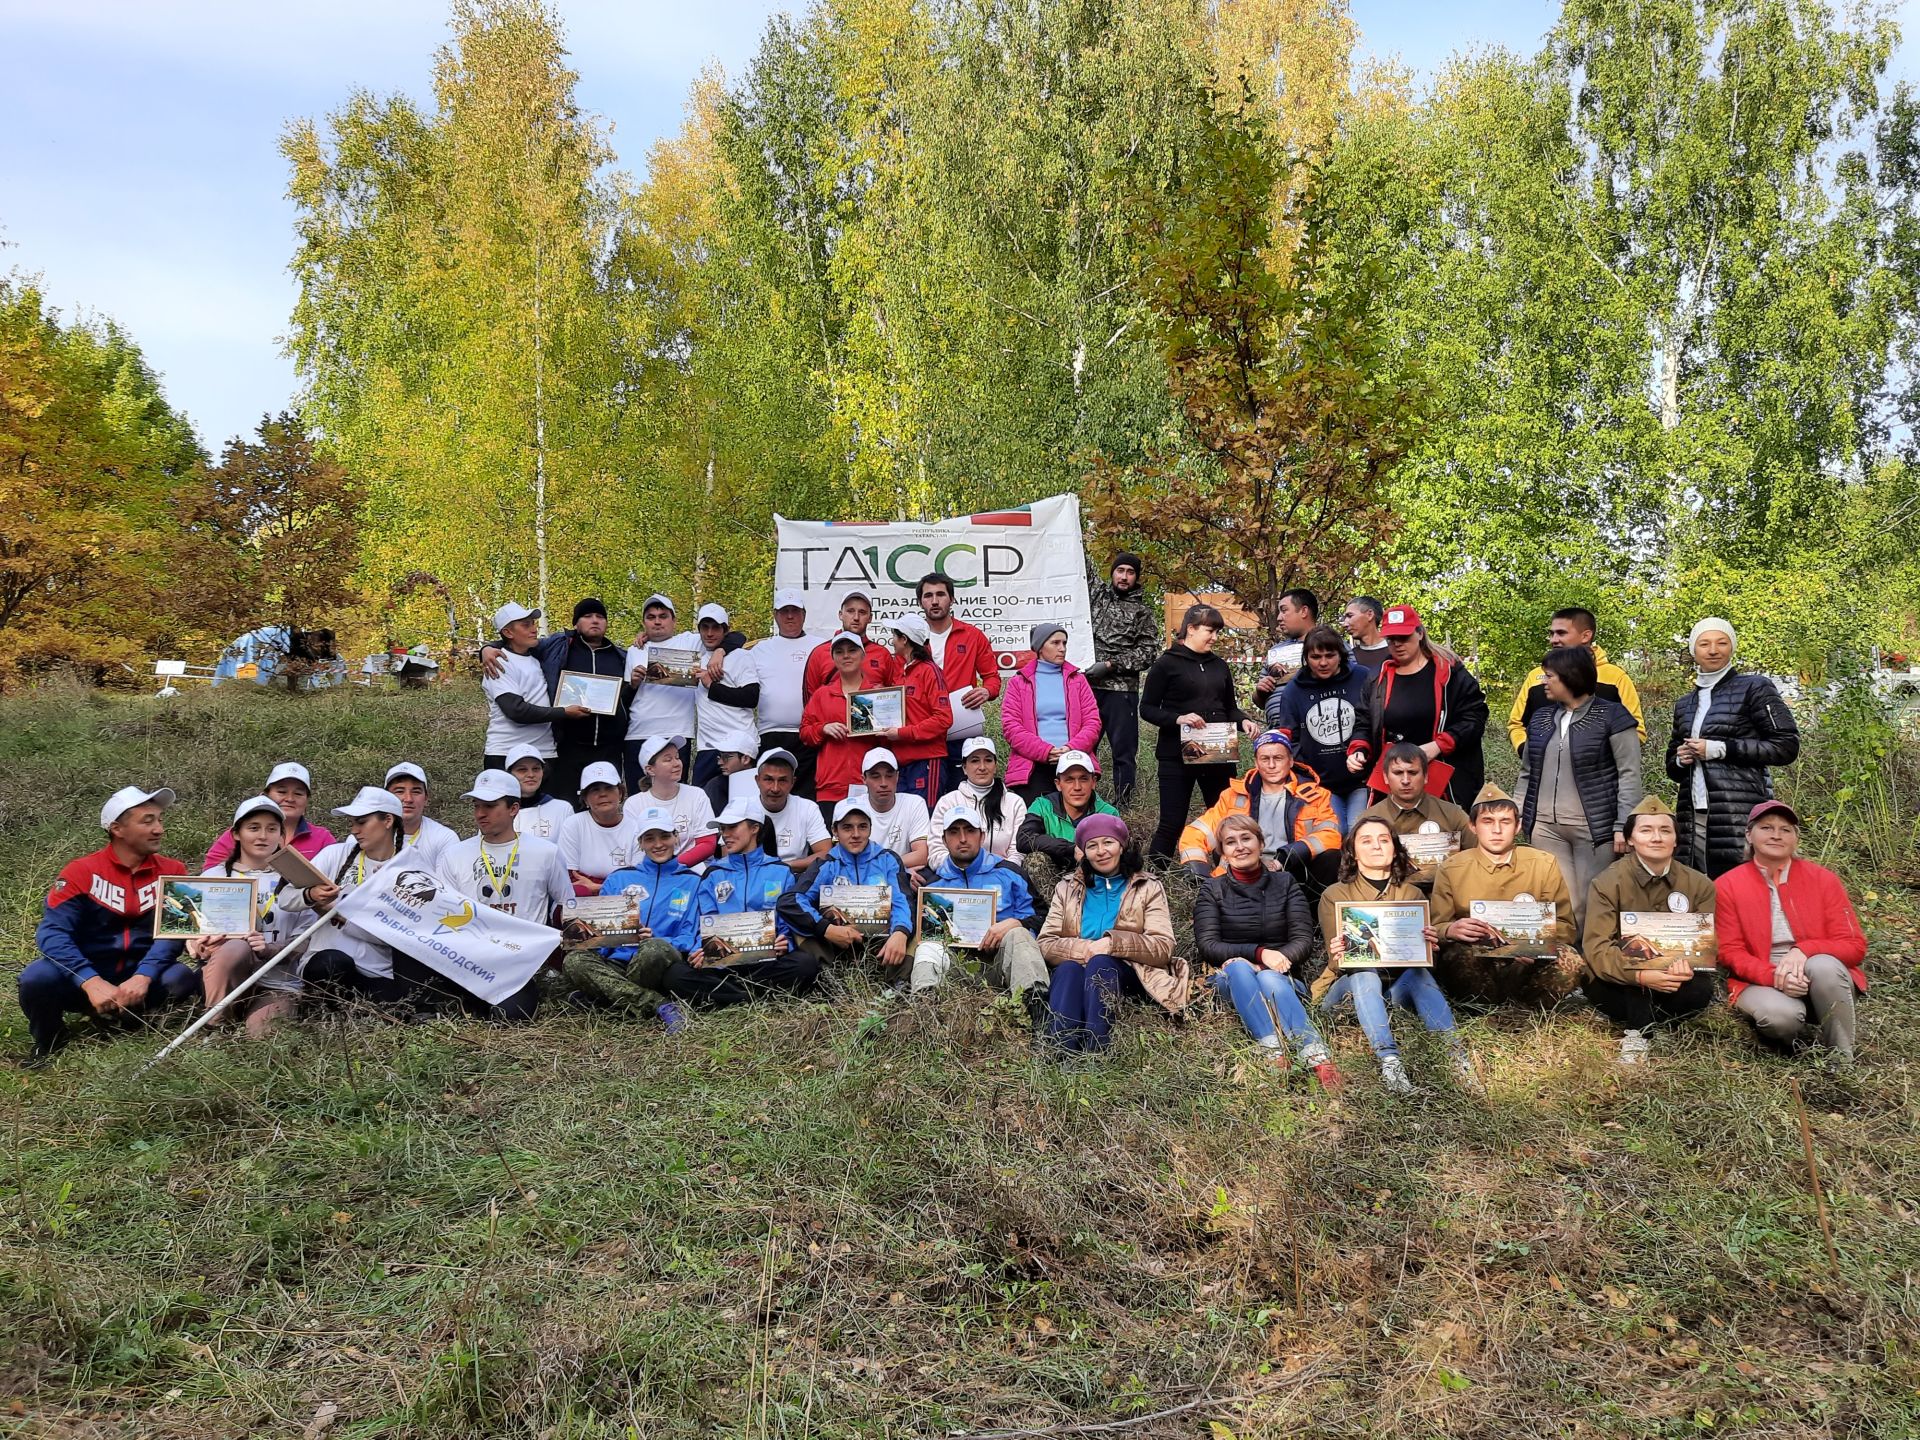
[561,805,701,1027]
[663,800,821,1008]
[778,797,913,973]
[1265,625,1373,833]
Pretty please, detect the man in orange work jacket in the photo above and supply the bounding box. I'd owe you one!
[1179,731,1342,902]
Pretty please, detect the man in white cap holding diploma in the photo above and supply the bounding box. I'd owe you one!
[623,593,698,786]
[754,588,818,796]
[20,785,198,1066]
[483,601,588,770]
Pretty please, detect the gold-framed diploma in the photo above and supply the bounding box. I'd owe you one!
[848,686,906,736]
[915,887,998,948]
[1333,899,1432,969]
[155,876,259,939]
[556,670,622,715]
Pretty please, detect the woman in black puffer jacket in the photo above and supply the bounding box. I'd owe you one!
[1667,617,1799,878]
[1140,604,1257,861]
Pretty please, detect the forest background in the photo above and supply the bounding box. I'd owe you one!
[4,0,1920,688]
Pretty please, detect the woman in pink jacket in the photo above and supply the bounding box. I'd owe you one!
[1002,623,1103,802]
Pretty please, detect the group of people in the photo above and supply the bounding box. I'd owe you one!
[15,569,1871,1089]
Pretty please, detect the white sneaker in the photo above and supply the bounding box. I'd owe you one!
[1619,1029,1650,1065]
[1451,1050,1485,1096]
[1379,1054,1414,1095]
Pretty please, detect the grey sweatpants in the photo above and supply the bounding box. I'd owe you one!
[911,927,1047,997]
[1732,953,1857,1058]
[1527,820,1614,931]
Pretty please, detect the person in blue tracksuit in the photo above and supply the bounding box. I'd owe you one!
[779,797,913,975]
[911,808,1049,1016]
[664,800,821,1008]
[560,804,699,1029]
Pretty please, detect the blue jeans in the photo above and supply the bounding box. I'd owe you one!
[1047,952,1125,1054]
[1320,967,1458,1059]
[17,957,201,1053]
[1211,959,1326,1058]
[1330,787,1371,834]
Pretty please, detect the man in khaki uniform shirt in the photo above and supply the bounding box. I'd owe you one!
[1430,783,1581,1006]
[1360,743,1476,894]
[1580,794,1717,1057]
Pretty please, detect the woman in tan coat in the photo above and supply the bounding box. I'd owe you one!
[1036,814,1187,1054]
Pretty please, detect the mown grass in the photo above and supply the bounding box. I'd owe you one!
[1,678,1917,1438]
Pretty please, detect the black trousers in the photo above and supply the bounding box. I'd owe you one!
[662,950,821,1009]
[1149,761,1234,860]
[551,741,624,810]
[1585,971,1716,1031]
[304,948,540,1023]
[1016,763,1058,804]
[1093,688,1140,805]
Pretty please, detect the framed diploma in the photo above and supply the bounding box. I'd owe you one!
[1468,899,1559,960]
[848,686,907,736]
[558,894,643,949]
[1621,911,1717,971]
[645,646,701,687]
[156,876,259,939]
[1334,899,1431,969]
[822,880,895,936]
[916,887,998,948]
[700,910,779,963]
[1401,829,1461,871]
[556,670,622,715]
[1180,722,1240,765]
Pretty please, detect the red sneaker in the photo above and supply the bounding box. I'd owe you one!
[1313,1061,1345,1094]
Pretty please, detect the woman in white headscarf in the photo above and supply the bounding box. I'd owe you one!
[1665,618,1799,877]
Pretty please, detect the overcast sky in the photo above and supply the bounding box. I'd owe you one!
[1,0,1910,454]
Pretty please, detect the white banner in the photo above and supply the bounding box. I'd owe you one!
[335,866,557,1006]
[773,494,1094,670]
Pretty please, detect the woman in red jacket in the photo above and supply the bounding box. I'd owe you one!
[801,628,948,804]
[883,614,953,806]
[1714,800,1867,1063]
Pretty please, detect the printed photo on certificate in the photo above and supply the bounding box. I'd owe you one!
[1179,722,1240,765]
[559,894,643,949]
[915,887,997,948]
[700,911,779,963]
[155,876,259,939]
[645,646,701,687]
[1469,899,1559,960]
[1333,899,1432,968]
[556,670,622,715]
[822,881,894,935]
[1621,911,1717,969]
[848,686,907,736]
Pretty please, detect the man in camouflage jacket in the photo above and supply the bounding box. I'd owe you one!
[1083,551,1160,805]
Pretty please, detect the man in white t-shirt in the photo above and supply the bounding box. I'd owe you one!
[852,746,930,873]
[386,762,459,869]
[623,593,698,788]
[440,769,573,925]
[692,603,761,789]
[754,748,830,873]
[481,602,586,769]
[754,588,817,796]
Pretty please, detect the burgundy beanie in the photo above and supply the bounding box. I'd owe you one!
[1074,813,1131,849]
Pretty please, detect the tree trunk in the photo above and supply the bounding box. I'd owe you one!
[532,241,551,621]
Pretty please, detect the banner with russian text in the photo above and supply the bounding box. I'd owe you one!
[773,494,1094,670]
[335,867,557,1006]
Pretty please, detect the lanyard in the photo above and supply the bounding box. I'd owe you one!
[479,840,519,897]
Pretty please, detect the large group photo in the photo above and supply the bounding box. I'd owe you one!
[5,0,1920,1435]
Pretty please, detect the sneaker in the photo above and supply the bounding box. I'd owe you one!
[1312,1061,1345,1094]
[1378,1054,1414,1096]
[1451,1051,1485,1096]
[656,1001,691,1036]
[1022,985,1052,1032]
[1618,1029,1650,1066]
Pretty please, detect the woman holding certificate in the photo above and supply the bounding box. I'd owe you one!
[801,630,947,804]
[189,795,299,1036]
[1315,818,1480,1095]
[1192,814,1343,1091]
[883,615,956,807]
[1141,605,1259,862]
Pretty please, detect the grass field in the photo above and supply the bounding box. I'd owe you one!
[1,678,1916,1438]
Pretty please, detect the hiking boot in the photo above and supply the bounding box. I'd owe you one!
[656,1001,691,1036]
[1618,1029,1650,1066]
[1378,1054,1414,1096]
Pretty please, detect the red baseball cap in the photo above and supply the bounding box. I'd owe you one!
[1379,605,1423,637]
[1746,800,1799,827]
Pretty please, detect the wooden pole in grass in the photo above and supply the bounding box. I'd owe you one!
[1788,1077,1841,1276]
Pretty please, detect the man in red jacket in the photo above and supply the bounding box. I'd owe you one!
[916,570,1002,798]
[801,591,899,702]
[1714,801,1867,1063]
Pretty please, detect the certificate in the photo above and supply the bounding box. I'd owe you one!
[848,686,906,736]
[1401,829,1461,871]
[558,894,643,949]
[822,881,895,936]
[556,670,622,715]
[1180,722,1240,765]
[916,887,998,948]
[1621,911,1717,970]
[156,876,258,939]
[645,646,701,687]
[1334,899,1431,969]
[1264,640,1304,671]
[1468,899,1559,960]
[700,911,779,963]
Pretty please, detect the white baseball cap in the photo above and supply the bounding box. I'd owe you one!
[833,797,873,824]
[1056,749,1100,776]
[265,762,312,790]
[715,798,766,827]
[961,737,997,760]
[696,602,729,626]
[828,629,865,649]
[637,735,679,768]
[503,743,547,770]
[861,747,899,773]
[642,592,677,614]
[101,785,175,829]
[774,587,807,611]
[757,748,799,773]
[333,785,405,819]
[463,770,521,803]
[492,601,540,633]
[385,762,428,787]
[941,805,985,833]
[579,761,623,793]
[890,613,930,644]
[230,794,285,828]
[633,804,677,836]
